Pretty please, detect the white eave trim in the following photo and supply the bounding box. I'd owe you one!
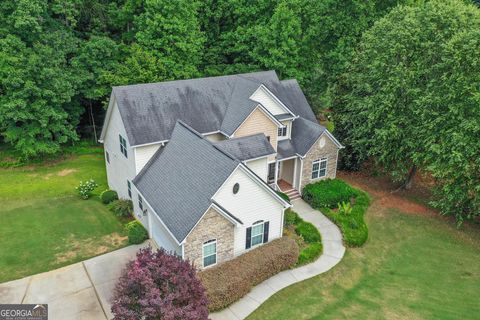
[238,164,292,208]
[99,92,116,143]
[131,140,168,148]
[302,129,344,157]
[243,153,276,163]
[134,186,182,246]
[179,202,240,245]
[232,104,283,137]
[251,84,296,117]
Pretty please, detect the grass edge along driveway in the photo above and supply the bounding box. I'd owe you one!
[0,152,128,283]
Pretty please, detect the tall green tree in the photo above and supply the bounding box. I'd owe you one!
[334,0,480,221]
[133,0,205,79]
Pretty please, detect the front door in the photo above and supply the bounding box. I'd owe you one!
[268,163,276,183]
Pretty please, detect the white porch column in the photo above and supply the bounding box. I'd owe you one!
[274,160,279,188]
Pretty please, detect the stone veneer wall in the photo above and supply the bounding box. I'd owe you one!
[184,207,234,269]
[300,134,339,192]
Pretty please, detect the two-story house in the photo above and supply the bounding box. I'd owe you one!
[99,71,343,269]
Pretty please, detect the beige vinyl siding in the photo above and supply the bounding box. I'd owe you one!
[212,166,284,256]
[234,107,278,153]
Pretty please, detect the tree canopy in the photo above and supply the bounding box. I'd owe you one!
[334,0,480,222]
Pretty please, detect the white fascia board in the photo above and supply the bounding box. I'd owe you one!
[324,129,345,149]
[231,104,282,137]
[277,155,298,162]
[258,84,296,117]
[238,164,292,208]
[131,140,168,148]
[134,186,182,246]
[243,153,276,163]
[180,203,229,245]
[99,92,116,142]
[211,202,242,226]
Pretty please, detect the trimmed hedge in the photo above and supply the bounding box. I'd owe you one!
[298,242,323,265]
[302,179,356,209]
[302,179,371,247]
[125,220,148,244]
[295,221,321,243]
[284,209,323,266]
[276,191,290,202]
[100,189,118,204]
[109,199,133,218]
[198,237,299,311]
[323,189,370,247]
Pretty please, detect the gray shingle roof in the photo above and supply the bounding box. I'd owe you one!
[133,121,240,243]
[214,134,275,161]
[109,71,318,146]
[113,71,279,146]
[270,79,317,123]
[291,117,326,156]
[277,139,297,159]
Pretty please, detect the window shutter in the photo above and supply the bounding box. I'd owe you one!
[246,227,252,249]
[263,221,269,243]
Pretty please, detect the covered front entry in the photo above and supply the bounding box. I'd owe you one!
[277,157,301,200]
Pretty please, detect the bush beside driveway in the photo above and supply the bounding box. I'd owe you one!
[0,153,128,282]
[0,241,151,320]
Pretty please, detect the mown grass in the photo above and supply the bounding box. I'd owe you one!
[248,204,480,319]
[0,151,128,282]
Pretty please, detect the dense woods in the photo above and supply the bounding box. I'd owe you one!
[0,0,478,221]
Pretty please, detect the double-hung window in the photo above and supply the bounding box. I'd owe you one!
[311,158,327,179]
[119,134,128,158]
[127,180,132,198]
[203,239,217,267]
[277,127,287,137]
[251,222,264,246]
[246,221,269,249]
[138,194,143,211]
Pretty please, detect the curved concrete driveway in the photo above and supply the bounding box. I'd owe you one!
[0,200,344,320]
[210,199,345,320]
[0,241,152,320]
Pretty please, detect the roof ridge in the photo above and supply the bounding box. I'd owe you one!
[113,70,277,89]
[176,120,239,162]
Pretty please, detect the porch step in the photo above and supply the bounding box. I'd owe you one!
[284,188,301,201]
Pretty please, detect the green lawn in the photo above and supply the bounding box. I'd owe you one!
[0,152,128,283]
[248,204,480,319]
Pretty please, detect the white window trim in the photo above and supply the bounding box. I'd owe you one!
[119,134,128,158]
[311,157,328,180]
[127,180,132,198]
[251,221,265,248]
[138,194,144,211]
[277,126,287,137]
[202,239,217,268]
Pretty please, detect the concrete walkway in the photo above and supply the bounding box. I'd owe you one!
[0,241,152,320]
[210,199,345,320]
[0,200,343,320]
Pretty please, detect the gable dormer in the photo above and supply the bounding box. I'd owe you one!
[250,85,296,117]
